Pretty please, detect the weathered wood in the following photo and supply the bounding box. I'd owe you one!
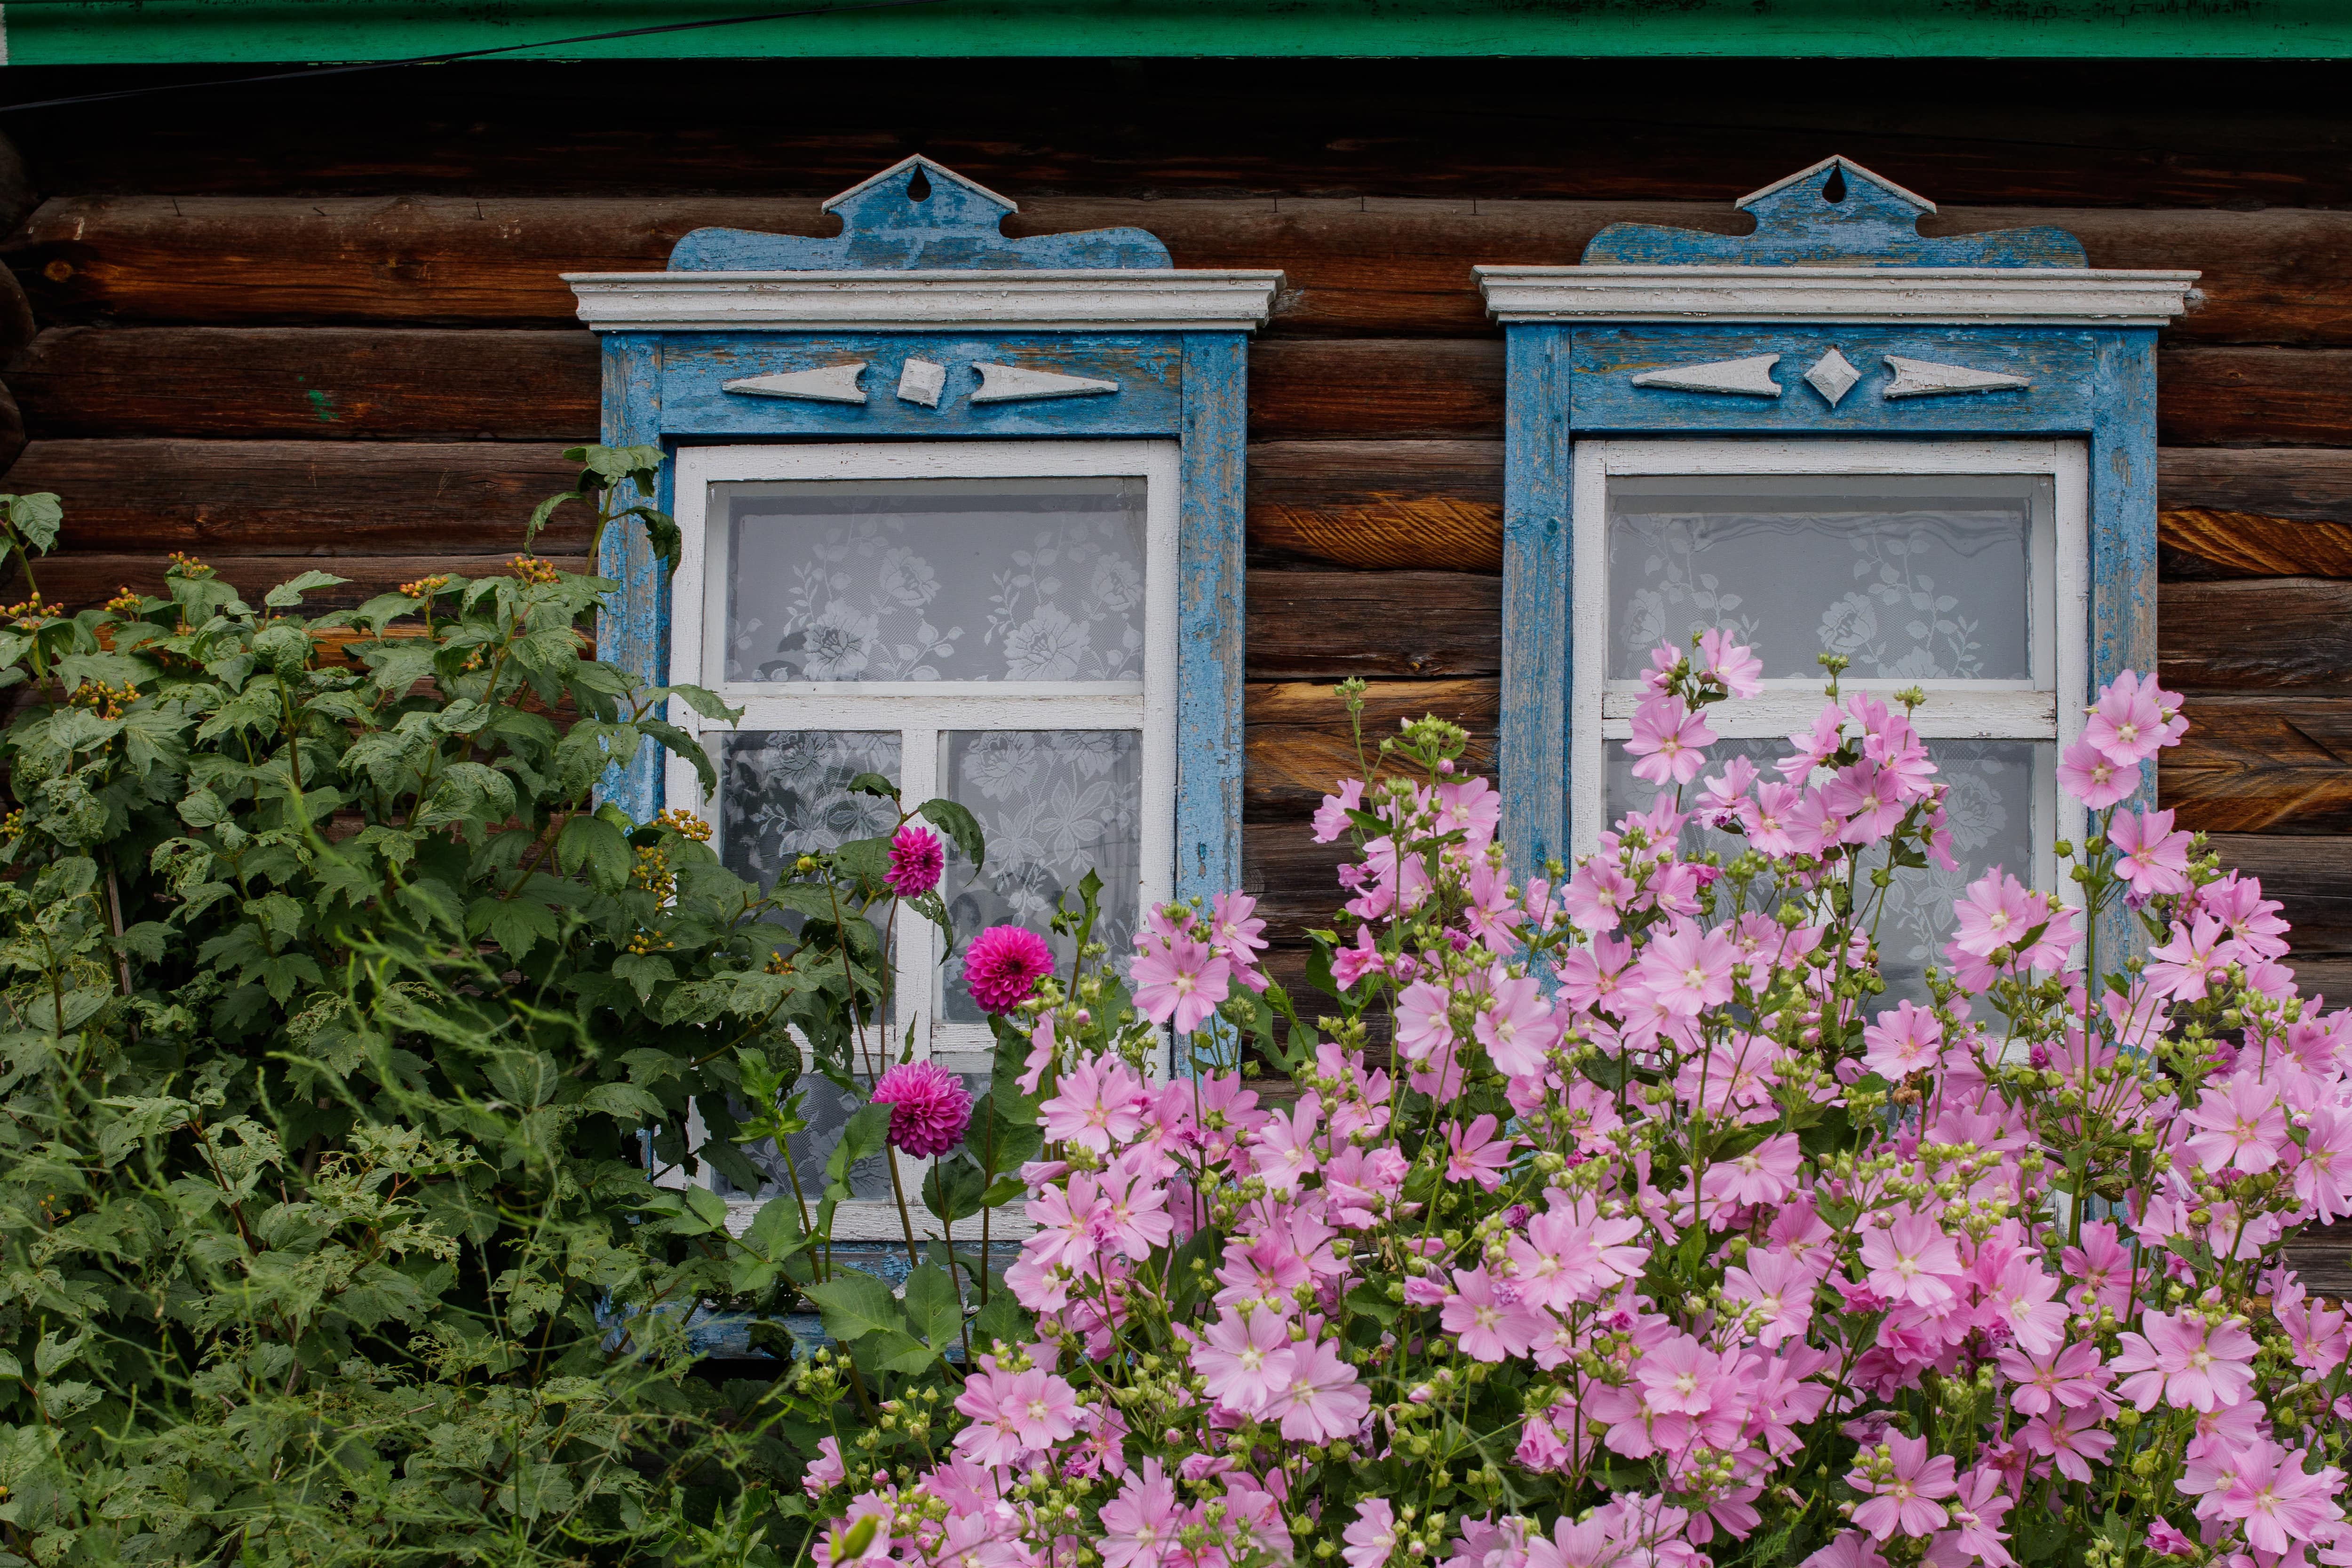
[7,326,599,440]
[1249,439,1503,571]
[2160,695,2352,835]
[2159,449,2352,522]
[0,380,24,477]
[0,440,587,553]
[2,326,2340,449]
[2205,834,2352,956]
[1243,677,1499,820]
[2160,579,2352,690]
[18,195,2348,345]
[19,60,2352,208]
[2284,1222,2352,1299]
[2161,509,2352,581]
[1246,569,1501,679]
[5,551,589,611]
[2158,348,2352,448]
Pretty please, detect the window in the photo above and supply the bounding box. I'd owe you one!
[1570,438,2087,978]
[663,441,1180,1231]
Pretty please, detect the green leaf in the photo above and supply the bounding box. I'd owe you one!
[917,797,985,870]
[263,569,351,609]
[682,1184,731,1235]
[826,1103,892,1191]
[801,1272,906,1345]
[611,952,674,1005]
[557,812,632,891]
[848,771,900,800]
[901,1264,964,1357]
[969,1284,1031,1354]
[922,1154,988,1227]
[640,718,717,794]
[665,682,744,724]
[4,493,63,553]
[526,489,579,547]
[1303,930,1346,1002]
[742,1193,809,1261]
[580,1082,665,1122]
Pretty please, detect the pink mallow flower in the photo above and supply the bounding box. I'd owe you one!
[1133,931,1232,1034]
[883,822,945,898]
[1847,1433,1958,1540]
[2181,1071,2288,1174]
[1858,1210,1961,1308]
[1265,1336,1370,1441]
[963,924,1054,1014]
[2113,1309,2258,1412]
[2108,807,2192,899]
[2057,736,2138,808]
[1628,694,1717,787]
[1193,1308,1296,1416]
[870,1060,974,1157]
[1343,1499,1398,1568]
[952,1365,1080,1467]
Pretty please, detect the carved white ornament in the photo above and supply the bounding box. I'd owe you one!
[1882,356,2033,399]
[969,362,1121,404]
[1629,353,1783,398]
[720,362,868,404]
[896,358,947,407]
[1803,349,1862,407]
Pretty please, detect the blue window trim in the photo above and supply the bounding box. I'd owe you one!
[1481,156,2188,883]
[572,155,1274,930]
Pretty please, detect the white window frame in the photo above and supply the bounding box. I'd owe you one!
[662,439,1181,1236]
[1569,437,2089,901]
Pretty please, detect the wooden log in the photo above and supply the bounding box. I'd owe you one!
[2160,449,2352,521]
[1,326,2342,449]
[2159,348,2352,448]
[1249,439,1504,571]
[7,326,599,441]
[2160,579,2352,691]
[20,60,2352,207]
[1247,569,1501,679]
[2160,509,2352,581]
[6,550,589,611]
[19,195,2350,346]
[0,439,587,553]
[2284,1222,2352,1299]
[2160,695,2352,835]
[1244,677,1499,820]
[2204,834,2352,956]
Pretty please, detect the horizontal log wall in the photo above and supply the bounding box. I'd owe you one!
[0,56,2346,1009]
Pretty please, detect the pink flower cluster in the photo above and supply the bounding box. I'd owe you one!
[808,645,2352,1568]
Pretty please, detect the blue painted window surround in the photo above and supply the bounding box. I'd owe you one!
[1475,156,2201,887]
[565,156,1281,931]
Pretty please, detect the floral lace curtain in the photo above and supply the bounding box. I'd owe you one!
[938,731,1142,1022]
[720,478,1148,683]
[1605,476,2043,682]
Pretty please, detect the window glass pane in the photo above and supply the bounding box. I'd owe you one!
[1603,737,2045,995]
[938,730,1143,1023]
[1605,475,2045,682]
[715,730,902,886]
[717,477,1148,683]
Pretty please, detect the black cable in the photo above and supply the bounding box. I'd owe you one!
[0,0,953,114]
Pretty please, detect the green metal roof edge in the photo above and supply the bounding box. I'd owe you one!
[6,0,2352,65]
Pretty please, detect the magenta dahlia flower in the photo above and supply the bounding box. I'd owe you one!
[963,924,1053,1014]
[870,1060,973,1157]
[885,823,945,898]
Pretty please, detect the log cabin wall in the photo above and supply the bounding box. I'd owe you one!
[0,56,2346,1119]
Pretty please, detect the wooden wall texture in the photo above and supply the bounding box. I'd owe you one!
[0,62,2346,1285]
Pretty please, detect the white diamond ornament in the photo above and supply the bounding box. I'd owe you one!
[1803,348,1862,407]
[969,362,1120,403]
[896,358,947,407]
[1629,354,1783,398]
[1882,356,2031,399]
[721,362,868,404]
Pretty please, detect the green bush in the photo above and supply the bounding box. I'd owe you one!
[0,452,1033,1568]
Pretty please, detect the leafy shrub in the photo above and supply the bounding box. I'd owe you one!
[812,647,2352,1568]
[0,458,1035,1568]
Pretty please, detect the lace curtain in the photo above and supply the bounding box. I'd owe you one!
[1605,476,2042,682]
[721,478,1149,683]
[938,730,1143,1022]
